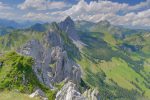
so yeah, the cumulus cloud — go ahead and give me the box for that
[0,2,11,10]
[2,0,149,29]
[117,9,150,28]
[128,0,150,11]
[22,12,64,22]
[23,12,50,21]
[18,0,69,10]
[50,0,150,29]
[0,2,16,20]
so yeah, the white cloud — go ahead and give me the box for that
[18,0,69,10]
[51,0,150,29]
[116,9,150,28]
[128,0,150,11]
[23,12,50,21]
[2,0,149,29]
[47,2,68,9]
[22,12,64,22]
[0,2,11,10]
[62,0,128,15]
[0,12,15,19]
[0,2,16,20]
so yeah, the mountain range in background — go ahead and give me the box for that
[0,18,41,29]
[0,17,149,36]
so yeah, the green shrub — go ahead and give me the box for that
[0,52,41,93]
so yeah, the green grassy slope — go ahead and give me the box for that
[77,28,150,100]
[0,51,64,100]
[124,32,150,55]
[0,30,44,52]
[0,52,42,92]
[0,91,40,100]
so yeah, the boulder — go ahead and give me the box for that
[29,89,48,100]
[83,89,100,100]
[55,81,101,100]
[55,81,86,100]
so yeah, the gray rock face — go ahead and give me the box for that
[0,62,2,67]
[50,46,81,84]
[29,89,48,100]
[59,16,79,40]
[19,39,54,89]
[55,82,86,100]
[83,89,100,100]
[59,16,75,33]
[43,30,63,47]
[56,81,101,100]
[18,30,81,89]
[0,53,3,68]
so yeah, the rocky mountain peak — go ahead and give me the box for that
[64,16,74,26]
[18,26,81,89]
[59,16,75,29]
[59,16,80,40]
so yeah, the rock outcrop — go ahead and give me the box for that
[83,89,100,100]
[18,29,81,89]
[59,16,75,32]
[0,62,2,68]
[56,81,101,100]
[0,54,3,68]
[18,20,100,100]
[59,16,79,40]
[29,89,48,100]
[55,81,86,100]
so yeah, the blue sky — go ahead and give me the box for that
[0,0,147,5]
[0,0,146,5]
[0,0,24,4]
[104,0,146,5]
[0,0,149,29]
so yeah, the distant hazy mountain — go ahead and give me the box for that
[0,19,19,28]
[0,26,14,36]
[0,19,38,29]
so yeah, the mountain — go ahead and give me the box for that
[29,23,47,32]
[0,26,14,36]
[59,16,75,30]
[59,16,79,40]
[75,20,95,31]
[0,19,19,28]
[0,17,150,100]
[0,19,38,30]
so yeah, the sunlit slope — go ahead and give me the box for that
[77,28,150,100]
[78,55,150,100]
[0,91,40,100]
